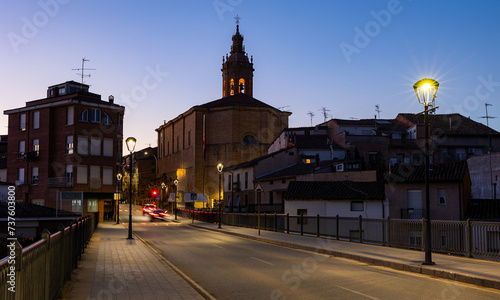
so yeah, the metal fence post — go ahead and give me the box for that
[317,214,320,237]
[300,214,304,235]
[286,213,290,234]
[359,215,363,243]
[336,214,339,240]
[467,218,472,258]
[422,218,426,251]
[386,217,391,247]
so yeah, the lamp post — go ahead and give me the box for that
[126,137,136,240]
[161,182,166,210]
[413,78,439,265]
[116,173,122,224]
[217,163,224,229]
[173,179,178,220]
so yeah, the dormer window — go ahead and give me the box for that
[91,109,101,123]
[79,110,88,122]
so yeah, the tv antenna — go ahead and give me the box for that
[480,103,496,127]
[278,105,290,112]
[307,111,315,126]
[319,107,330,122]
[72,58,96,85]
[375,104,381,119]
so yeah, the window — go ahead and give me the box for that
[77,166,87,184]
[243,135,257,145]
[238,78,245,93]
[228,175,232,190]
[103,167,113,185]
[18,141,25,158]
[90,137,101,156]
[32,167,38,185]
[456,148,467,160]
[33,139,39,155]
[297,209,308,225]
[397,153,404,163]
[67,106,74,125]
[33,111,40,129]
[245,172,248,189]
[91,109,101,123]
[18,168,25,185]
[78,136,88,155]
[20,114,26,131]
[351,201,364,211]
[438,189,446,205]
[72,200,82,212]
[230,78,235,95]
[103,139,113,157]
[78,110,88,121]
[90,166,100,180]
[103,113,112,125]
[66,165,73,186]
[32,199,45,206]
[88,199,98,212]
[66,136,74,154]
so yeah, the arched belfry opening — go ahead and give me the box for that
[222,15,254,97]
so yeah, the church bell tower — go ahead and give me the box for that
[222,15,254,97]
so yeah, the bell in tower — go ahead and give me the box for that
[221,15,254,97]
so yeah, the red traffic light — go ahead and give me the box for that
[151,189,158,197]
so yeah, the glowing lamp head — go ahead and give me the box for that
[217,163,224,173]
[413,78,439,106]
[126,137,137,153]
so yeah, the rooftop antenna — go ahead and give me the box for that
[278,105,290,111]
[319,107,330,122]
[480,103,496,127]
[72,57,96,85]
[375,104,381,119]
[307,111,315,126]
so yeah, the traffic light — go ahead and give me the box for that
[151,189,158,198]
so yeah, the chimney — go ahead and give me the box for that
[108,95,114,104]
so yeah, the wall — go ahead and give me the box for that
[285,200,384,218]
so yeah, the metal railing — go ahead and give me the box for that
[0,213,99,300]
[179,210,500,261]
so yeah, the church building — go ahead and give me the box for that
[155,20,291,209]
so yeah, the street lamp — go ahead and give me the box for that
[413,78,439,265]
[217,163,224,229]
[116,173,122,224]
[173,179,178,220]
[126,137,136,240]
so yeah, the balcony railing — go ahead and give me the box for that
[48,177,73,188]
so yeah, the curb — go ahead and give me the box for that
[188,223,500,291]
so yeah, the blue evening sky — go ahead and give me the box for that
[1,0,500,150]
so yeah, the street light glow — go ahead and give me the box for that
[413,78,439,106]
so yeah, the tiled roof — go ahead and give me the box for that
[285,181,385,200]
[0,201,80,218]
[385,160,468,183]
[465,199,500,220]
[398,113,500,135]
[196,93,281,112]
[257,160,337,181]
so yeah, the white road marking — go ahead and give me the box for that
[212,244,223,249]
[250,257,274,266]
[335,285,381,300]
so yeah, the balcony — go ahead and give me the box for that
[48,177,73,188]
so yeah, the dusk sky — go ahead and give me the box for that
[2,0,500,151]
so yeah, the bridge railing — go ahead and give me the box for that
[178,209,500,261]
[0,212,99,300]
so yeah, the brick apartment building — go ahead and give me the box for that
[4,81,125,222]
[155,23,291,209]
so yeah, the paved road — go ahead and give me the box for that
[133,222,500,300]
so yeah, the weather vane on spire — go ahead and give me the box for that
[234,15,241,25]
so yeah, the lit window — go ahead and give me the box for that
[88,199,98,212]
[230,79,235,95]
[239,78,245,93]
[66,136,74,154]
[78,110,88,122]
[72,200,82,212]
[91,109,101,123]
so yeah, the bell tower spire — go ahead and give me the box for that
[222,15,254,97]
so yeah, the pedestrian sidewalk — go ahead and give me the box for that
[61,221,206,300]
[179,217,500,290]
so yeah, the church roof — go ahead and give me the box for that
[196,93,281,112]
